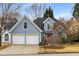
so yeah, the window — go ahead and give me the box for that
[42,24,44,30]
[5,34,9,41]
[24,22,27,29]
[58,31,62,36]
[47,24,50,29]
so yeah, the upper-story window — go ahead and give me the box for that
[47,24,50,30]
[24,22,27,29]
[42,24,44,30]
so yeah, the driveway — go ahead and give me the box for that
[1,44,79,55]
[0,45,40,55]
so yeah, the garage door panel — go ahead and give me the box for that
[26,34,39,44]
[12,33,40,44]
[12,34,25,44]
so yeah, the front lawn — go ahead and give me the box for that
[38,43,79,54]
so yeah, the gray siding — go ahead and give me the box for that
[44,19,54,31]
[11,18,40,34]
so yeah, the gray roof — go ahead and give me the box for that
[3,18,17,30]
[33,17,57,30]
[4,22,17,30]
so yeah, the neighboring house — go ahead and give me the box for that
[34,17,68,44]
[2,16,42,45]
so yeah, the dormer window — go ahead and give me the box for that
[42,24,44,30]
[47,24,50,30]
[24,22,27,29]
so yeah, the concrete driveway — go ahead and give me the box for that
[0,45,40,55]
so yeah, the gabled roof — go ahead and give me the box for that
[43,17,55,23]
[33,17,57,30]
[4,22,16,30]
[33,17,69,34]
[53,21,67,30]
[9,16,42,32]
[53,21,70,34]
[3,17,17,30]
[53,25,66,33]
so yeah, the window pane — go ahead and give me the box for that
[24,22,27,29]
[48,24,50,29]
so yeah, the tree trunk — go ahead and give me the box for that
[0,29,2,47]
[0,33,1,46]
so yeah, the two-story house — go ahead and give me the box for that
[34,17,68,45]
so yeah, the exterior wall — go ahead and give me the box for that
[11,18,40,34]
[2,31,11,42]
[44,19,54,31]
[10,18,41,44]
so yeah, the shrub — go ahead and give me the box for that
[39,41,46,46]
[61,37,66,44]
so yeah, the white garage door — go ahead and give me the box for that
[12,34,25,44]
[26,33,39,44]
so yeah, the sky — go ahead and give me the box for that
[17,3,74,20]
[50,3,74,20]
[0,3,74,20]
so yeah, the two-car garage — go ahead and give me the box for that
[12,33,40,45]
[9,16,42,45]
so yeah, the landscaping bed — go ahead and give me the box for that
[0,45,10,50]
[0,42,11,50]
[40,44,65,49]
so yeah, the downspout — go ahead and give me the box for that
[11,33,12,45]
[25,34,26,44]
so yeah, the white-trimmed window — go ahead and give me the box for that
[24,22,27,29]
[47,24,50,30]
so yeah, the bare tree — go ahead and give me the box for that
[0,3,21,46]
[26,3,46,19]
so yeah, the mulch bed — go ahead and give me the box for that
[0,45,10,50]
[40,45,65,49]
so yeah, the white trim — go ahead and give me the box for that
[39,33,41,42]
[26,16,43,32]
[9,16,42,32]
[43,17,55,24]
[9,16,24,32]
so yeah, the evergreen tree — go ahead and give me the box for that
[48,6,54,18]
[73,3,79,17]
[44,8,49,17]
[43,6,54,18]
